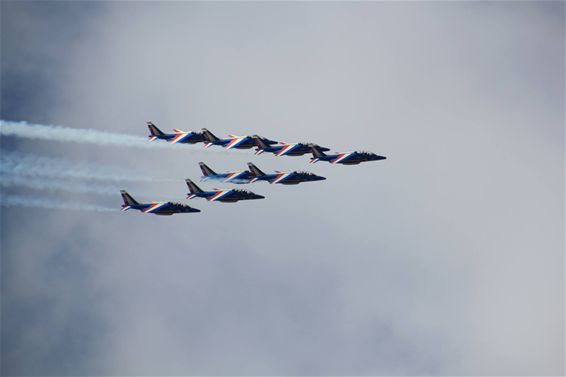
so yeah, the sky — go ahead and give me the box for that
[1,1,564,376]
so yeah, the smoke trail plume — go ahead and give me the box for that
[0,120,247,154]
[1,120,173,149]
[0,151,172,183]
[1,194,115,212]
[0,174,147,196]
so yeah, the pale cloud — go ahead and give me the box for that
[1,2,563,375]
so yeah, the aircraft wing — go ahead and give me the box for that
[270,172,293,184]
[331,152,355,164]
[207,190,233,202]
[275,143,299,156]
[224,136,249,150]
[223,171,251,183]
[169,131,204,144]
[143,202,200,214]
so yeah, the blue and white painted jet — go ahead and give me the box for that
[309,144,386,165]
[199,162,254,184]
[252,135,330,157]
[147,121,205,144]
[202,128,277,150]
[120,190,200,215]
[185,179,265,203]
[247,162,326,185]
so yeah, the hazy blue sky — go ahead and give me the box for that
[1,1,564,375]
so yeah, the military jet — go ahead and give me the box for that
[202,128,277,150]
[247,162,326,185]
[309,144,386,165]
[147,122,205,144]
[252,135,330,157]
[199,162,254,184]
[185,179,265,202]
[120,190,200,215]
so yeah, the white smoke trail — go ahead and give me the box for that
[0,120,248,154]
[0,194,115,212]
[0,151,172,183]
[1,120,172,149]
[0,174,148,196]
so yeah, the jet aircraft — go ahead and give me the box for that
[199,162,254,184]
[120,190,200,215]
[247,162,326,185]
[185,179,265,202]
[147,122,205,144]
[252,135,330,156]
[309,144,386,165]
[202,128,277,150]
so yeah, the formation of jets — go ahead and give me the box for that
[120,122,387,215]
[200,162,326,185]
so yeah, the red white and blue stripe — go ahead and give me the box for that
[224,136,247,150]
[207,190,232,202]
[142,202,168,213]
[331,152,354,164]
[271,172,293,184]
[169,132,193,144]
[275,144,298,156]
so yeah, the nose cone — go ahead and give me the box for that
[191,208,201,213]
[314,175,326,181]
[255,194,265,199]
[374,155,386,161]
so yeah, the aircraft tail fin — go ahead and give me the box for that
[252,135,270,154]
[185,179,204,194]
[201,128,219,143]
[247,162,266,177]
[120,190,139,210]
[147,122,165,139]
[309,144,327,158]
[309,144,327,157]
[308,144,327,163]
[252,135,268,149]
[199,162,217,177]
